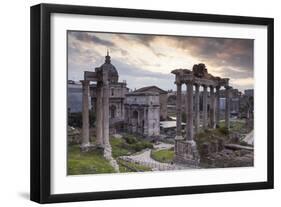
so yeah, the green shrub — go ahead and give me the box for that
[218,127,229,135]
[123,135,138,144]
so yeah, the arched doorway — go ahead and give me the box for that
[110,105,116,118]
[131,110,139,133]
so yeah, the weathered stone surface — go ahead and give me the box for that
[194,84,200,134]
[225,85,231,129]
[67,126,81,145]
[224,144,254,151]
[201,148,254,168]
[81,80,90,148]
[80,143,96,153]
[209,86,216,128]
[202,85,208,129]
[217,138,225,151]
[229,133,241,144]
[215,86,220,128]
[174,139,200,166]
[210,140,218,153]
[124,92,160,137]
[201,142,210,156]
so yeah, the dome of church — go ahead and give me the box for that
[98,51,119,83]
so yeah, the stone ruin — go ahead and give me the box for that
[80,51,119,172]
[171,63,232,166]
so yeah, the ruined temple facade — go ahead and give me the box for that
[124,92,160,138]
[172,63,232,165]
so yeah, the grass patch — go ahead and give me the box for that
[110,138,132,158]
[67,145,115,175]
[68,133,154,175]
[110,134,153,158]
[151,148,175,163]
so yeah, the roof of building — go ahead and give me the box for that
[126,91,159,96]
[135,85,168,94]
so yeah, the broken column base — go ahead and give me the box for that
[174,138,200,166]
[80,143,100,153]
[104,144,120,173]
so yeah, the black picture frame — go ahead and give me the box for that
[30,3,274,204]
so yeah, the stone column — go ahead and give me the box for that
[215,86,221,128]
[202,85,208,130]
[209,86,215,128]
[194,84,200,134]
[102,75,110,148]
[225,86,231,129]
[175,83,183,139]
[96,81,103,146]
[102,71,119,172]
[81,80,90,150]
[185,81,194,141]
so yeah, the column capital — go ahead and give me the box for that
[216,85,221,90]
[202,84,208,89]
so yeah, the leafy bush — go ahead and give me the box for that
[123,134,138,144]
[131,142,153,151]
[218,127,229,135]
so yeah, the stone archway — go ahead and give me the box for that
[131,110,139,133]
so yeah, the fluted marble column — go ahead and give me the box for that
[215,86,221,128]
[209,86,215,128]
[225,86,231,129]
[194,84,200,134]
[96,81,103,146]
[202,85,208,130]
[185,81,194,141]
[176,83,183,139]
[81,80,90,148]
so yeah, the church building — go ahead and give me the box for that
[90,52,128,129]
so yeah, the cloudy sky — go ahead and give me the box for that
[68,31,254,92]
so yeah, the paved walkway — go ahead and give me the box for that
[153,142,174,150]
[119,142,192,171]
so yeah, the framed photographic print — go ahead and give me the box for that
[30,3,274,203]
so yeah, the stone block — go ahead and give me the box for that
[174,139,200,166]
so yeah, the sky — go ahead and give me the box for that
[68,31,254,92]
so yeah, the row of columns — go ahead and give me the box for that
[80,78,110,150]
[175,82,231,141]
